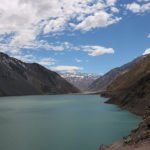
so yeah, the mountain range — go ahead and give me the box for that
[98,54,150,149]
[60,72,100,91]
[0,52,79,96]
[0,51,150,149]
[88,56,143,92]
[101,54,150,115]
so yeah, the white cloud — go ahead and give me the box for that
[10,29,37,47]
[111,7,119,13]
[0,39,115,57]
[81,45,115,56]
[147,34,150,38]
[44,18,66,33]
[0,40,70,54]
[0,37,115,57]
[126,2,150,13]
[12,53,36,63]
[0,0,120,54]
[53,65,83,73]
[126,3,141,13]
[143,48,150,55]
[38,58,56,66]
[75,11,121,31]
[137,0,150,2]
[11,53,56,67]
[58,43,115,57]
[107,0,117,6]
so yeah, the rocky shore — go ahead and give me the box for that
[99,106,150,150]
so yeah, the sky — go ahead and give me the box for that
[0,0,150,74]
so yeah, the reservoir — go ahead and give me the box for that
[0,95,141,150]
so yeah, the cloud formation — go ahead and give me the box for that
[81,45,115,56]
[38,58,56,66]
[0,0,120,54]
[11,53,56,66]
[75,11,121,31]
[126,1,150,13]
[53,65,83,73]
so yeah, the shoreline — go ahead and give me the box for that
[0,93,148,150]
[99,93,150,150]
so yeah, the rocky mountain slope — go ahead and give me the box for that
[60,72,100,91]
[0,52,79,96]
[102,54,150,115]
[99,54,150,150]
[89,56,142,92]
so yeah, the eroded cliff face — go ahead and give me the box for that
[0,52,79,96]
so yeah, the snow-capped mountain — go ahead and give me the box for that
[60,72,100,91]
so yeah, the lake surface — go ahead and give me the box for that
[0,95,141,150]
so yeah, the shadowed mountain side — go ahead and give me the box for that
[0,52,79,96]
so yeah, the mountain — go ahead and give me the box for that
[60,72,100,91]
[0,52,79,96]
[102,54,150,115]
[88,56,143,92]
[99,54,150,150]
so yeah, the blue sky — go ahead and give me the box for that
[0,0,150,74]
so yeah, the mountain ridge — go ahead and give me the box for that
[0,52,79,96]
[60,72,100,91]
[99,54,150,150]
[102,54,150,115]
[88,56,144,92]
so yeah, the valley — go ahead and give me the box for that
[0,52,150,150]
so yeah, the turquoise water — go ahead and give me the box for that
[0,95,141,150]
